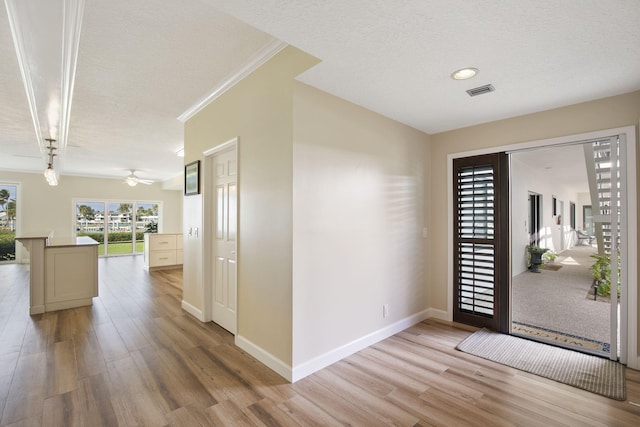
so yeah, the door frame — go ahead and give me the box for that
[203,137,239,328]
[446,126,638,369]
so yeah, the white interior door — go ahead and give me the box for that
[211,148,237,334]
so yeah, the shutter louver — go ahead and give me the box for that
[454,161,500,324]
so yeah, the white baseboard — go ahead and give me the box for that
[232,307,459,383]
[235,335,293,382]
[290,308,430,383]
[181,300,205,322]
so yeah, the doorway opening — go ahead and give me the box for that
[510,137,625,360]
[450,126,636,367]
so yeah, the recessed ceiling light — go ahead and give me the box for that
[451,67,479,80]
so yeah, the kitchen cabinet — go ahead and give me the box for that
[144,233,183,270]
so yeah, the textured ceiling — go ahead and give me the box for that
[512,144,588,194]
[205,0,640,134]
[1,0,639,184]
[0,0,274,183]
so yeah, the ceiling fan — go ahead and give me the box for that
[124,170,153,186]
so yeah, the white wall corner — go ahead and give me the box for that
[425,307,450,322]
[181,300,205,322]
[235,335,293,382]
[177,39,288,122]
[291,309,430,383]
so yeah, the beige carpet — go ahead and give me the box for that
[511,245,611,350]
[457,328,625,401]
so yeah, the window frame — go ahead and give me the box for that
[73,198,162,256]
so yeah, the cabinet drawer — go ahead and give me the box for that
[149,250,177,266]
[176,249,183,265]
[149,235,176,251]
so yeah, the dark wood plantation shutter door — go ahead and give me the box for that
[453,153,508,331]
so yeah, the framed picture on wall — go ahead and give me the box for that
[184,160,200,196]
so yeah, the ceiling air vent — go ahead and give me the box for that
[466,84,495,97]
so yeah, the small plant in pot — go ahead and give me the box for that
[527,244,548,273]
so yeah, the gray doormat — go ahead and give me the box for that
[456,328,626,400]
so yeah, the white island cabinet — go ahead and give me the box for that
[144,233,183,270]
[16,234,99,315]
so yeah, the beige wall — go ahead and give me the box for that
[186,45,640,376]
[0,171,182,260]
[183,48,432,378]
[183,46,319,366]
[430,90,640,354]
[292,82,430,368]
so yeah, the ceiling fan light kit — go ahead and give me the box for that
[44,165,58,186]
[124,170,153,186]
[43,138,58,186]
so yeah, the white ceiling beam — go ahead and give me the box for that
[4,0,85,176]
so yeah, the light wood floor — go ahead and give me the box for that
[1,256,639,426]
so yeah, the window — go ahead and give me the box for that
[75,200,160,256]
[135,203,159,253]
[0,183,17,262]
[583,205,593,234]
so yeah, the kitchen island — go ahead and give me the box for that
[16,234,99,315]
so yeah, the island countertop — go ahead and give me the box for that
[16,234,99,247]
[48,236,99,247]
